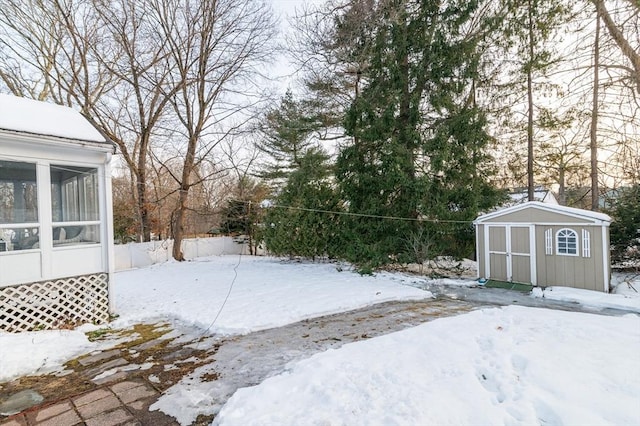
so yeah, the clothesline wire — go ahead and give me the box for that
[244,200,476,225]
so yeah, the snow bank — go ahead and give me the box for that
[0,329,94,382]
[533,284,640,313]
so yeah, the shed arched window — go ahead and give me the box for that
[556,228,578,256]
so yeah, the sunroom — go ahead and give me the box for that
[0,94,115,332]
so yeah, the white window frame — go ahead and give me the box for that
[556,228,579,256]
[582,229,591,258]
[50,165,100,247]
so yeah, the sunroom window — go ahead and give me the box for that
[50,165,100,246]
[0,160,40,251]
[556,228,578,256]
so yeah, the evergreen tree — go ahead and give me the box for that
[256,91,339,258]
[260,149,340,259]
[220,199,251,235]
[256,90,322,187]
[334,0,504,265]
[218,177,268,255]
[606,185,640,264]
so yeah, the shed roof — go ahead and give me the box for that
[474,201,612,224]
[0,94,106,143]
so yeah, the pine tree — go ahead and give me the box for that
[261,149,339,259]
[256,90,322,187]
[334,0,504,265]
[606,185,640,264]
[256,91,339,258]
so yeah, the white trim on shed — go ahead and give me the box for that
[476,201,611,224]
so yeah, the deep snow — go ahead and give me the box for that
[1,255,639,425]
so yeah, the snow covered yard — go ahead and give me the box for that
[1,256,432,382]
[111,255,432,334]
[215,306,640,426]
[1,255,639,425]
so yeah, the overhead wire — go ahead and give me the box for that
[195,202,254,343]
[1,157,476,341]
[196,246,243,345]
[189,200,473,340]
[263,202,476,224]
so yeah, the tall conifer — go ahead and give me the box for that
[335,0,503,265]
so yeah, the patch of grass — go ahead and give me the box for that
[194,414,216,425]
[85,328,111,342]
[201,372,219,382]
[485,280,533,292]
[357,265,374,275]
[123,323,168,344]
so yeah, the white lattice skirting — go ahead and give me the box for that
[0,274,110,332]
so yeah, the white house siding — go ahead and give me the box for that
[0,136,112,288]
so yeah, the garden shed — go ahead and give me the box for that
[474,201,612,292]
[0,94,115,331]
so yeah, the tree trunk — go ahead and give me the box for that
[172,134,197,261]
[135,131,153,242]
[590,8,601,211]
[526,0,535,202]
[171,186,188,261]
[558,163,566,205]
[136,171,152,242]
[593,0,640,93]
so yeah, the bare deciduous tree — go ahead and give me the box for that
[0,0,179,242]
[147,0,277,260]
[592,0,640,93]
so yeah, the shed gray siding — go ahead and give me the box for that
[481,208,593,224]
[476,225,486,278]
[475,202,611,292]
[534,225,606,292]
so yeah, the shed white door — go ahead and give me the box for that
[486,225,535,284]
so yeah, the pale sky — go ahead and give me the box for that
[270,0,324,18]
[267,0,327,93]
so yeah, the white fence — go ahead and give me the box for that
[114,237,248,271]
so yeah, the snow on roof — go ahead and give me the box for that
[0,94,106,143]
[508,190,558,205]
[475,201,612,224]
